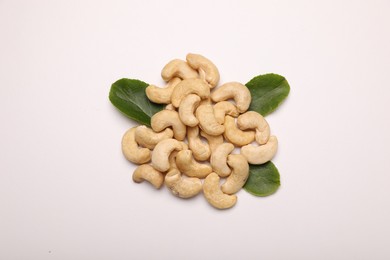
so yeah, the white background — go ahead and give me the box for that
[1,0,390,259]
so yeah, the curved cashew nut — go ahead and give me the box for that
[223,116,255,146]
[237,111,270,145]
[241,136,278,164]
[146,77,181,104]
[203,172,237,209]
[165,169,202,198]
[122,127,151,164]
[186,53,220,88]
[200,131,224,153]
[196,104,225,136]
[151,110,186,141]
[175,150,212,178]
[179,94,201,127]
[170,78,210,108]
[187,126,211,161]
[161,59,198,82]
[211,82,251,113]
[213,101,239,124]
[221,154,249,194]
[132,164,164,189]
[134,125,173,149]
[151,138,187,172]
[210,143,235,177]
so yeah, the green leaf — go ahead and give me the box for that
[109,78,164,126]
[246,73,290,116]
[244,161,280,197]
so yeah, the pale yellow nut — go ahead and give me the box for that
[187,126,211,161]
[200,131,224,153]
[179,94,201,127]
[134,125,173,149]
[211,82,251,113]
[186,53,220,88]
[203,172,237,209]
[151,110,186,141]
[213,101,239,124]
[122,127,151,164]
[210,143,234,177]
[241,136,278,164]
[237,111,270,145]
[196,104,225,136]
[132,164,164,189]
[223,116,255,146]
[175,150,212,178]
[161,59,198,82]
[170,78,210,108]
[151,139,187,172]
[165,169,202,199]
[145,77,181,104]
[221,154,249,195]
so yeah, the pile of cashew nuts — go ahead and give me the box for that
[122,53,278,209]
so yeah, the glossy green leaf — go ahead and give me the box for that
[109,78,164,126]
[246,73,290,116]
[244,161,280,197]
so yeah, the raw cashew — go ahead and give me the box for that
[241,136,278,164]
[237,111,270,145]
[161,59,198,81]
[165,169,202,198]
[203,172,237,209]
[186,53,220,88]
[223,116,255,146]
[179,94,201,127]
[187,126,211,161]
[152,139,187,172]
[135,125,173,149]
[132,164,164,189]
[170,78,210,108]
[210,143,234,177]
[151,110,186,141]
[122,127,151,164]
[213,101,239,124]
[196,104,225,136]
[200,131,224,153]
[176,150,212,178]
[221,154,249,194]
[211,82,251,113]
[146,77,181,104]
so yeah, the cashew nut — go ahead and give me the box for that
[211,82,251,113]
[151,110,186,141]
[203,172,237,209]
[161,59,198,82]
[186,53,220,88]
[178,94,201,127]
[221,154,249,194]
[151,138,187,172]
[200,131,224,153]
[175,150,212,178]
[133,164,164,189]
[210,143,234,177]
[187,126,211,161]
[135,125,173,149]
[213,101,239,124]
[170,78,210,108]
[165,169,202,198]
[241,136,278,164]
[145,77,181,104]
[223,116,255,146]
[196,104,225,136]
[237,111,270,145]
[122,127,151,164]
